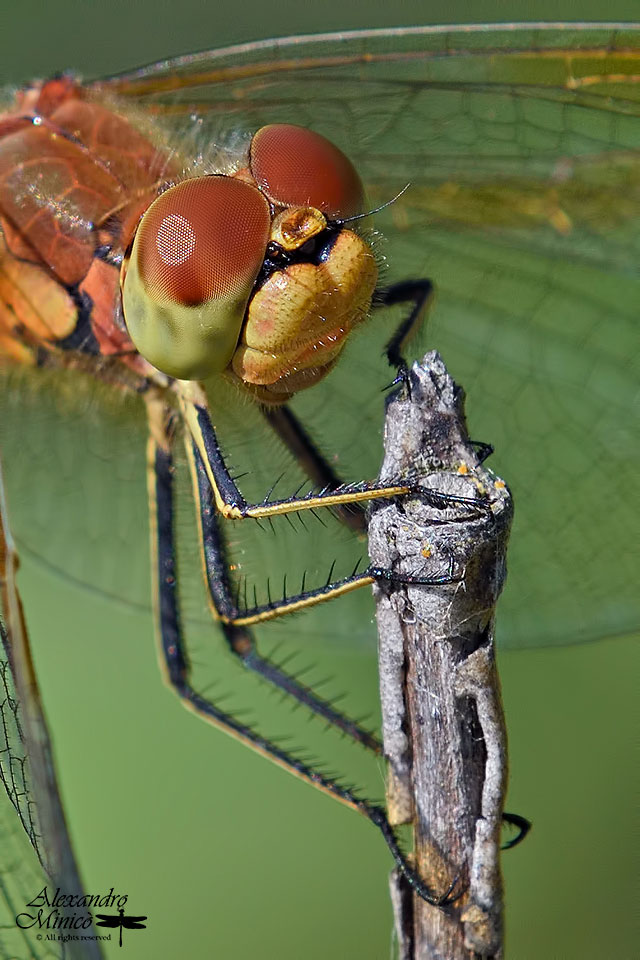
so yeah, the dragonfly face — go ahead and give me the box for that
[122,121,377,393]
[0,23,638,960]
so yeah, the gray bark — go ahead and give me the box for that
[368,352,513,959]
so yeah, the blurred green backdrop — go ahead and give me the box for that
[1,3,638,960]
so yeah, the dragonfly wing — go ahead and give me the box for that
[0,371,151,613]
[0,648,65,960]
[0,25,637,651]
[0,461,103,960]
[95,24,640,649]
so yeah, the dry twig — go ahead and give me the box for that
[369,352,513,959]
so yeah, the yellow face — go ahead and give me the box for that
[121,124,377,398]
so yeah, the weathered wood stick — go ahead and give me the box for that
[368,351,513,959]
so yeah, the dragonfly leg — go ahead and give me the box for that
[189,434,464,619]
[261,403,367,534]
[191,427,465,612]
[188,450,525,846]
[373,281,496,463]
[145,395,461,906]
[262,398,493,531]
[177,380,486,522]
[229,563,461,626]
[185,435,384,751]
[224,622,383,753]
[373,278,434,381]
[500,811,531,849]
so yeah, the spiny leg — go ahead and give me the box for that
[263,397,488,526]
[184,434,382,752]
[182,429,538,846]
[144,392,459,906]
[374,280,494,461]
[372,278,434,379]
[177,378,483,524]
[261,404,367,534]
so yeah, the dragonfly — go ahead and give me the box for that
[94,908,146,948]
[0,22,638,960]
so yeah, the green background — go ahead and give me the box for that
[1,4,638,960]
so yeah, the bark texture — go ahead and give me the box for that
[368,352,513,959]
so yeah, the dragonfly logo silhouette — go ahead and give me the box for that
[95,907,147,948]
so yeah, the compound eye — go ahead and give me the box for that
[122,176,271,380]
[250,124,364,219]
[136,176,270,305]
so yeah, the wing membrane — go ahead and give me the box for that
[1,24,638,654]
[0,24,638,957]
[0,648,65,960]
[98,25,640,648]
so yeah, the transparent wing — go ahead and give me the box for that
[99,23,640,649]
[1,23,638,656]
[0,28,637,960]
[0,648,65,960]
[0,448,107,960]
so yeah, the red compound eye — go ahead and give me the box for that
[136,176,270,306]
[250,124,364,218]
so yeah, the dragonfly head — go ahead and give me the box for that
[121,124,377,396]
